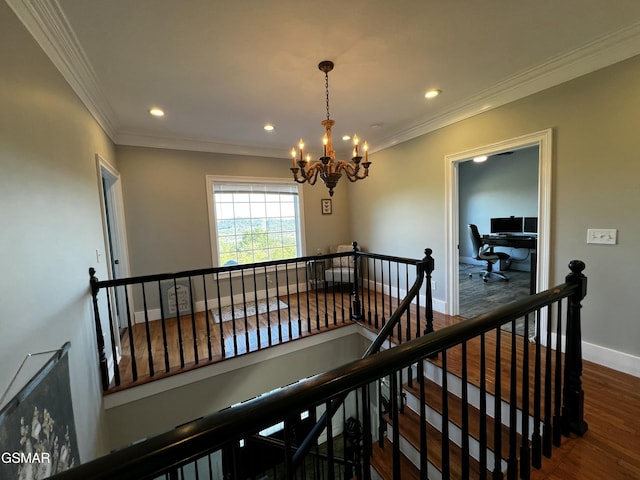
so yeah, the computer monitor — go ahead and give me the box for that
[523,216,538,234]
[490,216,523,234]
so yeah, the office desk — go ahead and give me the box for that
[482,234,537,293]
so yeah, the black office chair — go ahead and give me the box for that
[468,224,510,282]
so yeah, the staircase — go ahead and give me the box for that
[371,349,518,479]
[51,259,588,480]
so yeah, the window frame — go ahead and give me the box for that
[206,175,307,267]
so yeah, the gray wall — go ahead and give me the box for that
[116,145,353,276]
[459,147,538,269]
[0,2,114,460]
[350,54,640,359]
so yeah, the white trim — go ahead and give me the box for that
[133,279,307,324]
[444,129,553,328]
[9,0,640,157]
[6,0,117,139]
[582,341,640,378]
[205,175,307,267]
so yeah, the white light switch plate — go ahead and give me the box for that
[586,228,617,245]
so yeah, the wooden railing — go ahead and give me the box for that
[89,243,434,392]
[58,260,588,479]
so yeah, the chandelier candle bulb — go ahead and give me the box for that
[291,148,297,168]
[323,135,328,156]
[363,142,369,161]
[299,140,304,162]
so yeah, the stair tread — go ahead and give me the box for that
[371,437,421,480]
[405,376,519,458]
[384,407,493,479]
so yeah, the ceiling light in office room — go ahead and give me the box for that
[149,107,165,117]
[473,155,488,163]
[263,124,275,131]
[424,88,441,99]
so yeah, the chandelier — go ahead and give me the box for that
[290,60,371,196]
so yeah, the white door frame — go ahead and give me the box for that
[444,129,553,333]
[96,154,132,356]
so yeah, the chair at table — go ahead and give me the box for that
[468,224,510,282]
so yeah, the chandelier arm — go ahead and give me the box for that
[335,161,370,181]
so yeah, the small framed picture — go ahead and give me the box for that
[321,198,332,215]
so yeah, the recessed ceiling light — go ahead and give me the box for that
[263,124,275,131]
[342,135,351,141]
[149,107,165,117]
[473,155,488,163]
[424,89,441,99]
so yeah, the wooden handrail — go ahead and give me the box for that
[56,261,586,480]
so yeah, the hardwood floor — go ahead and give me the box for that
[111,288,640,480]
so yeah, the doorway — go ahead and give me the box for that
[444,129,552,331]
[96,155,131,336]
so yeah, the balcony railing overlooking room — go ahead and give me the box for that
[89,243,435,393]
[61,255,590,479]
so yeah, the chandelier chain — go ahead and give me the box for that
[325,71,330,122]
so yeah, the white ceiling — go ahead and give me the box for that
[9,0,640,159]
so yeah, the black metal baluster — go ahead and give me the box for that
[391,371,401,480]
[240,270,249,353]
[263,266,272,347]
[461,341,470,479]
[188,276,199,365]
[366,257,373,325]
[285,263,293,340]
[228,273,238,355]
[553,299,563,447]
[396,262,402,343]
[326,402,335,480]
[493,326,503,480]
[507,325,518,480]
[141,283,154,377]
[215,272,225,357]
[532,308,543,468]
[303,260,311,334]
[252,268,261,350]
[361,383,372,480]
[173,278,185,368]
[373,259,379,329]
[105,287,121,386]
[201,274,213,361]
[405,265,411,344]
[418,359,428,477]
[157,280,170,372]
[520,314,531,480]
[479,333,487,478]
[441,350,450,479]
[542,304,553,457]
[273,265,283,344]
[294,262,303,337]
[124,285,138,381]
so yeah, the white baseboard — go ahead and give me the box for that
[582,341,640,378]
[133,283,307,324]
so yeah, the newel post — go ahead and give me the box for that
[561,260,589,436]
[351,241,363,320]
[422,248,435,335]
[89,268,109,391]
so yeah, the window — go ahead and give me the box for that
[207,176,304,266]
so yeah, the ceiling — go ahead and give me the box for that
[9,0,640,159]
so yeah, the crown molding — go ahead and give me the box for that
[115,131,287,159]
[9,0,640,155]
[6,0,117,139]
[374,21,640,152]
